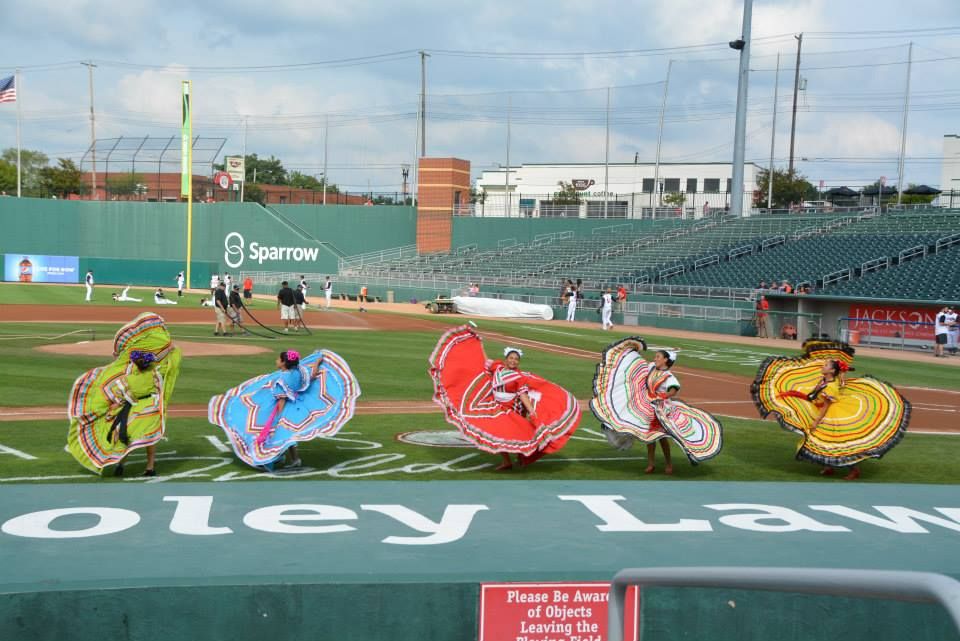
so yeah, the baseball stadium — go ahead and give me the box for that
[3,5,960,641]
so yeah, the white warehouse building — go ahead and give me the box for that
[473,161,761,218]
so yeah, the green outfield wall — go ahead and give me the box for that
[0,199,416,286]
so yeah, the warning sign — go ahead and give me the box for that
[478,582,639,641]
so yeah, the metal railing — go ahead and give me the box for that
[608,567,960,641]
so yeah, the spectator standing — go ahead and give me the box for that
[277,281,297,332]
[214,283,230,336]
[755,295,770,338]
[358,285,368,312]
[948,307,959,355]
[934,307,951,357]
[616,284,628,313]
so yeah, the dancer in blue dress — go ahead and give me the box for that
[208,349,361,469]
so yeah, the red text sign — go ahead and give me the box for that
[479,582,639,641]
[848,304,940,340]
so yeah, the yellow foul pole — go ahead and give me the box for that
[181,80,193,289]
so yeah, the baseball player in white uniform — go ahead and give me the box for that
[224,273,232,292]
[176,271,185,298]
[566,286,578,322]
[85,270,94,302]
[600,288,614,330]
[210,273,220,297]
[112,286,142,303]
[324,276,333,310]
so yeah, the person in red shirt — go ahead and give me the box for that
[243,276,254,300]
[616,284,628,313]
[755,295,770,338]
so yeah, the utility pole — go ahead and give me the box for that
[504,94,511,217]
[729,0,753,218]
[896,42,913,205]
[419,51,430,157]
[652,60,673,213]
[604,86,610,218]
[81,61,97,198]
[323,114,329,205]
[240,116,247,203]
[787,33,803,174]
[767,53,781,210]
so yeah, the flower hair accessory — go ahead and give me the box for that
[665,350,678,363]
[503,346,524,358]
[286,350,301,362]
[836,360,851,373]
[129,350,156,364]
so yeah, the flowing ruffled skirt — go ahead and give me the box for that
[590,337,723,464]
[208,350,361,467]
[66,313,182,473]
[751,340,910,466]
[428,326,581,455]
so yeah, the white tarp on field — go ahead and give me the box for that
[452,296,554,320]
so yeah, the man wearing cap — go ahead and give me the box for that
[277,281,297,332]
[228,285,245,336]
[213,282,229,336]
[934,307,951,358]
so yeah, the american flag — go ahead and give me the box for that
[0,75,15,103]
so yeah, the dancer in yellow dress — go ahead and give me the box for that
[752,340,910,480]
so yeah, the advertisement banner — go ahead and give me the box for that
[847,303,940,340]
[225,156,245,183]
[4,254,79,283]
[478,582,639,641]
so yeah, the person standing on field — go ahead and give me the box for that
[566,285,578,322]
[600,288,614,330]
[176,271,185,298]
[277,281,297,332]
[324,276,333,310]
[85,270,95,302]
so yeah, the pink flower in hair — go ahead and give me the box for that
[286,350,300,362]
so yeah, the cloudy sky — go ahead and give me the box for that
[2,0,960,195]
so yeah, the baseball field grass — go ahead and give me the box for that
[1,283,958,485]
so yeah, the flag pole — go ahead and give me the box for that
[15,69,21,198]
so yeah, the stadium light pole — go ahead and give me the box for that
[729,0,753,218]
[896,42,913,206]
[323,114,329,205]
[81,61,97,199]
[419,51,429,157]
[504,93,511,217]
[767,53,780,211]
[652,60,673,213]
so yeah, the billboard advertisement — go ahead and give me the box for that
[4,254,80,283]
[847,303,939,340]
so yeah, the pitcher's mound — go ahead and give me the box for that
[36,339,270,357]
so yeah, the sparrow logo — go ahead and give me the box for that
[224,232,245,269]
[223,232,321,269]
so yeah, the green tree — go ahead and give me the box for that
[469,184,486,204]
[755,168,817,208]
[662,191,687,207]
[1,148,49,196]
[106,173,146,198]
[243,183,266,205]
[0,159,15,194]
[40,159,88,198]
[552,181,583,205]
[288,171,323,190]
[244,154,287,185]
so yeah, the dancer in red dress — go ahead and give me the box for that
[429,325,581,471]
